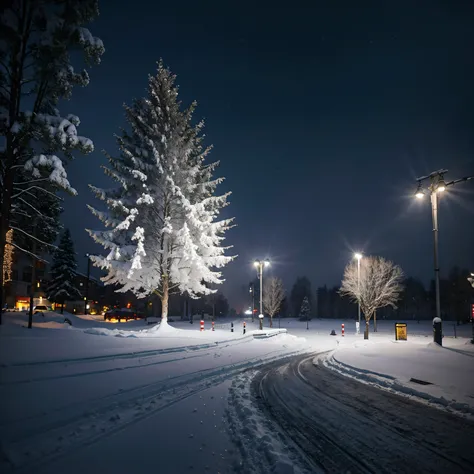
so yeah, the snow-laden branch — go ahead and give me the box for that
[16,197,56,221]
[9,242,49,264]
[10,226,59,249]
[24,154,77,195]
[12,185,64,200]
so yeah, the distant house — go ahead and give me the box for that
[4,251,50,310]
[4,252,105,313]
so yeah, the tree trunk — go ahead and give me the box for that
[269,316,273,328]
[28,255,37,329]
[364,319,369,340]
[61,302,64,315]
[161,275,169,323]
[374,310,377,332]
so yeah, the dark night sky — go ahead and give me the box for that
[63,0,474,309]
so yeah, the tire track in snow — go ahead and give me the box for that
[252,352,474,474]
[1,348,306,473]
[3,335,253,368]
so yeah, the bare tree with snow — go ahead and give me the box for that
[88,61,235,325]
[263,277,285,328]
[340,256,403,339]
[0,0,104,322]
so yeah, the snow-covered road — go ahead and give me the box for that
[0,321,313,473]
[2,315,473,473]
[244,353,474,473]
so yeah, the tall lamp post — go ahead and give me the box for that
[249,282,255,322]
[84,253,91,315]
[415,170,473,322]
[354,252,362,333]
[254,259,270,330]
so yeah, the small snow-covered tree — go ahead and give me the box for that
[299,296,310,321]
[340,256,403,339]
[263,277,285,328]
[88,61,234,324]
[0,0,104,322]
[47,229,81,314]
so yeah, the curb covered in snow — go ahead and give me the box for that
[322,352,474,420]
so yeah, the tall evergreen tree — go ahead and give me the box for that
[88,61,234,323]
[47,229,81,314]
[0,0,104,321]
[290,276,312,315]
[299,296,310,321]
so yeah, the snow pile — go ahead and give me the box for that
[325,339,474,418]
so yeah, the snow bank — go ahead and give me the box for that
[325,338,474,419]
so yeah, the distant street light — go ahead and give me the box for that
[254,259,270,330]
[249,282,255,322]
[354,253,362,330]
[414,170,473,321]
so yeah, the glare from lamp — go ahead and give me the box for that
[415,183,425,199]
[264,259,270,267]
[354,252,362,261]
[253,261,259,267]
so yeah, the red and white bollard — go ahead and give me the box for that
[243,321,246,334]
[200,319,204,332]
[341,323,345,337]
[212,321,215,331]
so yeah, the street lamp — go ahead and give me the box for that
[249,282,255,322]
[254,259,270,330]
[414,170,473,322]
[84,253,91,315]
[354,253,362,332]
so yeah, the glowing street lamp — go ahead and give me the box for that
[414,170,473,322]
[354,253,362,329]
[254,259,270,330]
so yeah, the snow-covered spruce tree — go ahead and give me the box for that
[0,0,104,322]
[47,228,81,314]
[88,61,235,325]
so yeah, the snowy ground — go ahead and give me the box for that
[1,312,473,473]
